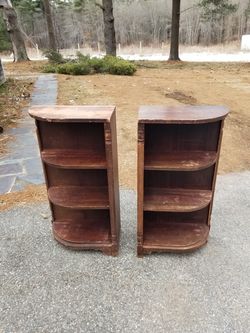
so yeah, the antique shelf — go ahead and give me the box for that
[29,105,120,256]
[137,105,229,256]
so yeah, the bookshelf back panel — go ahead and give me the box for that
[38,121,106,153]
[144,167,214,190]
[53,206,110,224]
[46,166,108,187]
[144,208,209,225]
[144,122,221,153]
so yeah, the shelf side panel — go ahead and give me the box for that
[137,123,145,256]
[104,112,120,254]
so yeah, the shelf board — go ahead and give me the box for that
[42,149,107,169]
[48,186,109,209]
[53,220,111,246]
[144,188,212,212]
[143,221,209,251]
[144,151,217,171]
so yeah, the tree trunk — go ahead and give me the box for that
[0,59,5,85]
[0,1,29,62]
[169,0,181,61]
[101,0,116,56]
[42,0,57,50]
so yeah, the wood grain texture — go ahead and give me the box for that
[29,105,115,122]
[139,105,229,124]
[137,123,145,257]
[144,188,212,212]
[104,111,121,255]
[42,149,107,169]
[144,151,217,171]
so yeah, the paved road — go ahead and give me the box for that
[1,171,250,333]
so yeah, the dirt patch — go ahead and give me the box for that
[0,78,34,153]
[165,90,197,104]
[57,62,250,190]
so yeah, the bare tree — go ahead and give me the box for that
[0,0,29,62]
[42,0,57,50]
[0,59,5,85]
[169,0,181,61]
[96,0,116,56]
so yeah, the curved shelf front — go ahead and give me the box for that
[144,188,212,212]
[42,149,107,169]
[144,151,217,171]
[143,221,209,252]
[48,186,109,210]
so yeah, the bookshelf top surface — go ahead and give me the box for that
[139,105,229,124]
[29,105,115,122]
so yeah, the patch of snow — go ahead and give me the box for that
[1,51,250,63]
[241,35,250,51]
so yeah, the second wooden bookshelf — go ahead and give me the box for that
[137,105,229,256]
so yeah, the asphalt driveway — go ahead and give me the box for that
[1,171,250,333]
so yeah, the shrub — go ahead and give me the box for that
[42,64,57,73]
[56,62,91,75]
[102,56,137,75]
[42,52,137,76]
[76,52,91,63]
[89,57,105,72]
[43,49,65,64]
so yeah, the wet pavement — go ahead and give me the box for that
[0,75,57,194]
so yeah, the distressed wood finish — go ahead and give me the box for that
[29,105,120,256]
[137,105,229,256]
[144,188,212,212]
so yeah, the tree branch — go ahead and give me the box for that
[95,2,104,11]
[181,5,198,14]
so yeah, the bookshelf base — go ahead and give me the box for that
[139,222,209,255]
[52,220,117,256]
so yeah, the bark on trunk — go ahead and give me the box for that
[101,0,116,56]
[1,3,29,62]
[42,0,57,50]
[169,0,181,61]
[0,59,5,85]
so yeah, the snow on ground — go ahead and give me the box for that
[122,52,250,62]
[2,51,250,63]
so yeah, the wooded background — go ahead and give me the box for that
[0,0,250,52]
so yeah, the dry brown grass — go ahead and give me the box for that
[4,60,47,76]
[0,184,47,211]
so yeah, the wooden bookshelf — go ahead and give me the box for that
[29,106,120,256]
[137,105,229,256]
